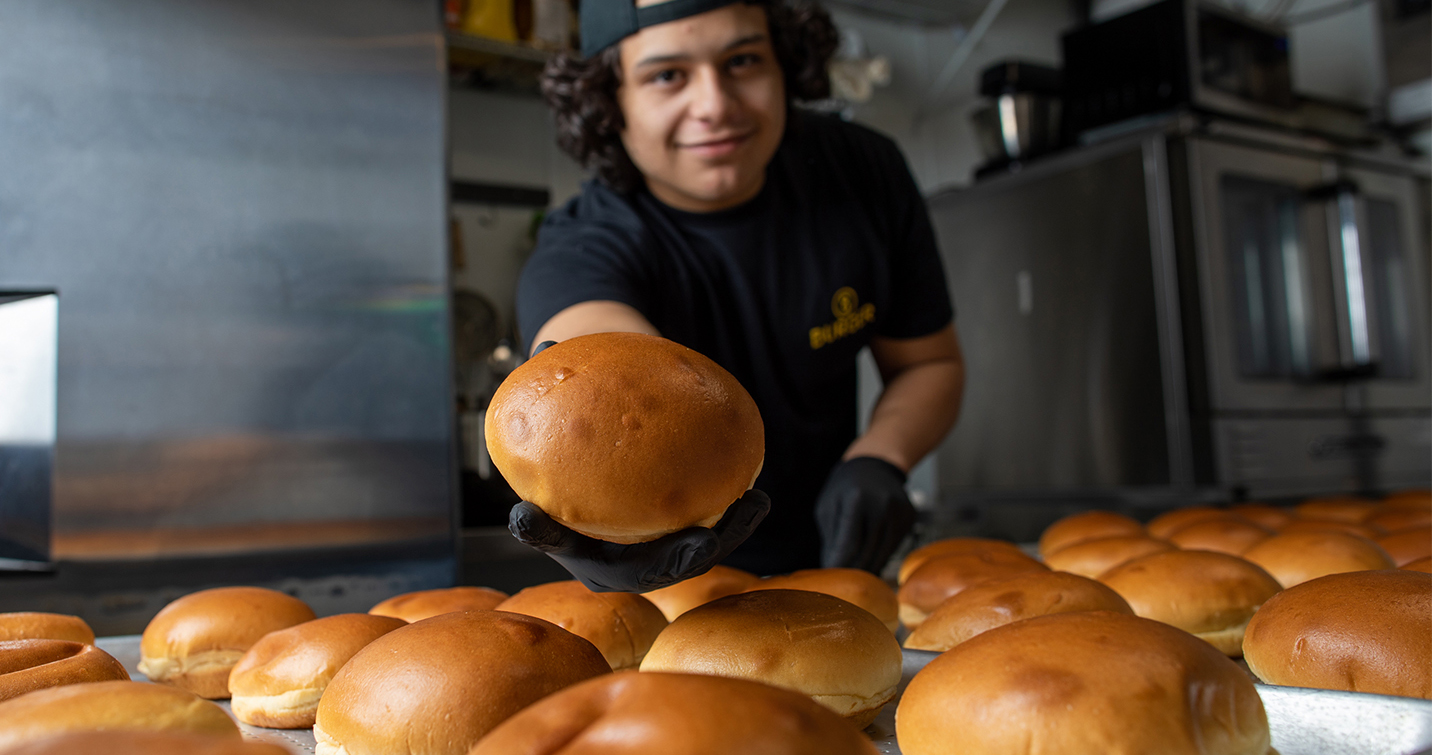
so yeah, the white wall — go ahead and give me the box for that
[449,87,587,206]
[1286,3,1385,109]
[830,0,1078,192]
[447,87,589,346]
[832,0,1389,193]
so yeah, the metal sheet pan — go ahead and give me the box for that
[95,637,1431,755]
[97,637,315,754]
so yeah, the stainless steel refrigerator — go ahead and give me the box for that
[929,116,1431,538]
[0,0,453,632]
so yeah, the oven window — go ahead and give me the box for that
[1221,176,1311,379]
[1365,198,1415,379]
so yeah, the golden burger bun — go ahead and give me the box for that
[1243,570,1431,699]
[469,671,880,755]
[0,614,94,645]
[368,586,508,623]
[0,731,289,755]
[903,570,1132,652]
[1295,496,1377,523]
[1166,518,1272,555]
[1098,550,1282,656]
[744,568,899,633]
[0,640,128,702]
[895,611,1271,755]
[1402,556,1432,573]
[640,565,756,622]
[897,538,1026,585]
[228,613,407,728]
[1227,503,1293,531]
[496,581,668,670]
[1041,535,1174,579]
[314,610,609,755]
[1279,518,1383,539]
[1037,511,1144,557]
[1367,507,1432,533]
[640,589,901,729]
[0,680,238,751]
[1375,526,1431,567]
[897,550,1048,630]
[1146,506,1236,539]
[485,332,764,544]
[1242,531,1395,588]
[137,587,316,699]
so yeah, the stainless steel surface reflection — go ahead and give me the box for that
[0,0,452,561]
[970,93,1062,163]
[930,146,1173,491]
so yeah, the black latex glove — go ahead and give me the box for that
[508,489,771,592]
[815,456,917,573]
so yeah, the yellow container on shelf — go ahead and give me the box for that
[462,0,517,41]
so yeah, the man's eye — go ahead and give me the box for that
[650,69,682,85]
[728,53,762,69]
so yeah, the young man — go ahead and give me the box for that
[507,0,964,591]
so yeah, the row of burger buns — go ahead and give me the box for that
[895,489,1428,636]
[889,490,1429,753]
[0,571,1278,755]
[0,571,1294,755]
[895,490,1431,698]
[0,569,914,754]
[0,489,1424,754]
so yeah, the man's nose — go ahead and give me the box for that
[687,67,735,123]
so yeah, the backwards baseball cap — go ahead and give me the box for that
[581,0,744,57]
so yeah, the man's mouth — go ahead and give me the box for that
[678,132,753,157]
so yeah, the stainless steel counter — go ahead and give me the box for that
[94,636,1432,755]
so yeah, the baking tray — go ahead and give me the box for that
[96,637,316,754]
[95,637,1432,755]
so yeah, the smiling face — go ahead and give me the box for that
[616,2,786,213]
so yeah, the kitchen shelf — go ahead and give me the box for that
[447,31,551,63]
[446,31,554,93]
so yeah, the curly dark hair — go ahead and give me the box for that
[541,0,840,194]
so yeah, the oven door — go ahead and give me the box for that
[1189,138,1431,494]
[1187,138,1344,412]
[1335,164,1432,411]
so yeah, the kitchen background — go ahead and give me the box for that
[1,0,1427,632]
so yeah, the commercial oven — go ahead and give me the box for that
[1177,134,1431,493]
[928,115,1430,534]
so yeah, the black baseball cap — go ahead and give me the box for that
[581,0,743,57]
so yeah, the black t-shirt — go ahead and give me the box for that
[516,111,954,574]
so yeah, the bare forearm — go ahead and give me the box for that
[844,358,964,473]
[530,301,660,356]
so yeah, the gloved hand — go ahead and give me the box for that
[508,489,771,592]
[815,456,917,572]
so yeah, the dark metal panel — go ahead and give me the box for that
[451,181,551,208]
[1212,415,1432,497]
[1142,138,1197,488]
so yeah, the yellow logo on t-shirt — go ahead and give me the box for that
[809,287,876,349]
